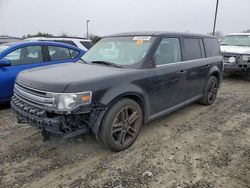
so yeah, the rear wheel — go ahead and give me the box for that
[199,76,219,105]
[100,99,143,152]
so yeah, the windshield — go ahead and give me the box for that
[0,44,10,53]
[220,35,250,47]
[82,36,155,66]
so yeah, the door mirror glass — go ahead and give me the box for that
[0,58,11,67]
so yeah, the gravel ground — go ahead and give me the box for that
[0,77,250,188]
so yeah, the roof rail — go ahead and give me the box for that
[26,36,89,40]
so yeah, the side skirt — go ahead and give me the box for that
[148,95,203,122]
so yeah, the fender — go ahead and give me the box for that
[208,64,222,84]
[92,83,151,140]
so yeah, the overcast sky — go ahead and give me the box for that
[0,0,249,37]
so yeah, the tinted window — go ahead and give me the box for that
[48,46,71,61]
[204,38,220,57]
[4,46,43,66]
[80,41,93,49]
[183,38,202,60]
[154,38,181,66]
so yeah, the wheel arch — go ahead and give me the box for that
[208,66,221,84]
[93,87,150,142]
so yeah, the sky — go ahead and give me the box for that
[0,0,249,38]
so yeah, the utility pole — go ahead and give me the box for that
[86,20,90,39]
[213,0,219,36]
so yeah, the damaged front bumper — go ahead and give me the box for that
[11,95,106,138]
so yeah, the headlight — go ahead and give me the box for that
[56,91,92,111]
[228,57,236,63]
[241,55,250,62]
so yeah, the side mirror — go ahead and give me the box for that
[0,59,11,67]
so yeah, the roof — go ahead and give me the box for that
[0,35,22,39]
[1,41,83,51]
[226,33,250,36]
[26,36,91,41]
[104,31,217,38]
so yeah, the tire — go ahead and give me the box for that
[100,98,143,152]
[199,76,219,106]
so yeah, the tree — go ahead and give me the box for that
[89,34,102,44]
[207,31,224,39]
[242,29,250,33]
[23,32,54,38]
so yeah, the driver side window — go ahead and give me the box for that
[155,38,182,66]
[4,46,43,66]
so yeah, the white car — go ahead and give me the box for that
[220,33,250,78]
[26,37,93,51]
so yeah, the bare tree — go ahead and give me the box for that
[23,32,53,38]
[207,31,224,39]
[242,29,250,33]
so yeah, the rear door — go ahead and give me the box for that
[46,45,81,64]
[148,37,187,116]
[182,37,208,99]
[0,45,45,101]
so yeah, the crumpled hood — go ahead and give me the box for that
[16,63,133,93]
[220,45,250,54]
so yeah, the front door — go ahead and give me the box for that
[0,45,45,101]
[148,37,187,117]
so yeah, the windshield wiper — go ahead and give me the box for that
[234,44,248,47]
[90,61,122,68]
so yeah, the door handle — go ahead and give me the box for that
[177,70,187,75]
[201,64,211,70]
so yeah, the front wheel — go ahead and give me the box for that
[100,99,143,152]
[199,76,219,106]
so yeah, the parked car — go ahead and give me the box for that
[0,35,22,44]
[11,32,223,151]
[220,33,250,79]
[0,41,85,103]
[26,36,93,51]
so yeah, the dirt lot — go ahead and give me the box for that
[0,77,250,188]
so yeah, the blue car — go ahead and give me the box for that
[0,41,85,103]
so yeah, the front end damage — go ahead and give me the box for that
[11,84,106,139]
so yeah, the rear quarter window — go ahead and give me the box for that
[80,41,93,49]
[203,38,221,57]
[183,38,202,60]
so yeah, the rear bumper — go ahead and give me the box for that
[11,96,63,134]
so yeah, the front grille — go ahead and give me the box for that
[14,83,55,108]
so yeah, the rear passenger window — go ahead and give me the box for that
[183,38,202,60]
[203,38,221,57]
[48,46,71,61]
[69,49,80,58]
[154,38,181,66]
